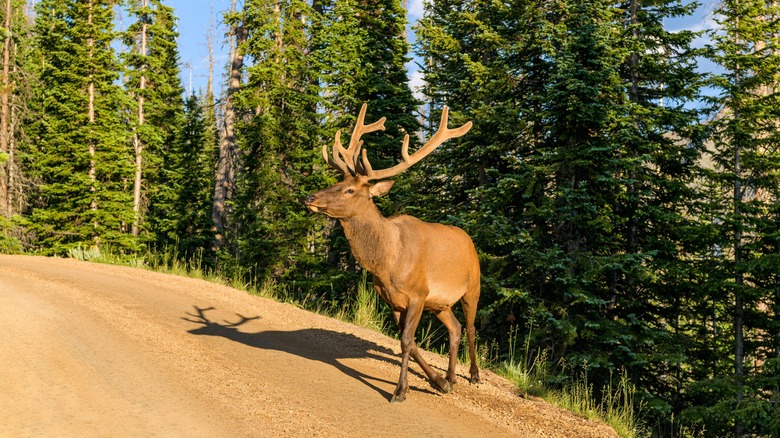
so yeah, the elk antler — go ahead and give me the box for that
[322,103,386,176]
[361,106,472,181]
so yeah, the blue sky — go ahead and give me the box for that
[167,0,427,95]
[167,0,717,97]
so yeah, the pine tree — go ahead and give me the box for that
[416,0,707,430]
[0,0,35,252]
[163,93,216,258]
[230,0,328,286]
[310,0,420,294]
[687,0,780,435]
[122,0,185,242]
[29,0,134,253]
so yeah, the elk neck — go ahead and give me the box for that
[338,202,398,275]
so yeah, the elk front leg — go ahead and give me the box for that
[391,303,450,403]
[392,300,427,403]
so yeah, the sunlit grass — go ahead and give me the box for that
[543,370,643,438]
[350,270,384,330]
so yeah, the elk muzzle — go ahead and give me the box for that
[304,193,321,213]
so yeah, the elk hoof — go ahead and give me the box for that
[434,377,452,394]
[390,393,406,403]
[391,385,408,403]
[469,366,481,384]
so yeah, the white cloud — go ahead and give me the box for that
[407,0,425,20]
[664,2,720,50]
[407,64,426,101]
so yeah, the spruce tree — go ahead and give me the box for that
[310,0,421,297]
[605,0,707,428]
[687,1,780,435]
[315,0,418,165]
[414,0,542,352]
[122,0,185,242]
[350,0,419,175]
[416,0,707,430]
[163,93,216,258]
[29,0,134,253]
[0,0,35,252]
[230,0,329,287]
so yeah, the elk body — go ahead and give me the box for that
[305,104,480,403]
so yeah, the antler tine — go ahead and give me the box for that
[350,103,387,149]
[347,103,386,172]
[322,103,386,176]
[322,131,352,175]
[362,106,472,181]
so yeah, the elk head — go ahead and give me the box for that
[305,103,472,217]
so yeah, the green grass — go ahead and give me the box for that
[350,270,385,330]
[481,325,644,437]
[65,246,645,437]
[548,370,643,438]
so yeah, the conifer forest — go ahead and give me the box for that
[1,0,779,435]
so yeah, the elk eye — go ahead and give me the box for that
[344,188,355,195]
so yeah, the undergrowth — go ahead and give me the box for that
[66,246,645,437]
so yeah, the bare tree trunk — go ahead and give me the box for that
[131,0,148,237]
[1,0,11,217]
[775,273,780,360]
[87,0,99,247]
[207,0,214,99]
[273,0,282,51]
[212,0,245,252]
[732,18,744,438]
[7,43,15,214]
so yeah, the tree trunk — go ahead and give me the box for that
[211,2,246,252]
[1,0,11,217]
[87,0,99,247]
[732,19,744,438]
[7,39,16,214]
[132,0,148,237]
[273,0,282,51]
[775,273,779,359]
[207,1,214,99]
[734,151,744,438]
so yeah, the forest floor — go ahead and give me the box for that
[0,255,618,437]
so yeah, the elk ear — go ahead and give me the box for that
[369,180,395,198]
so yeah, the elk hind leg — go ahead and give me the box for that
[460,286,481,384]
[435,307,462,387]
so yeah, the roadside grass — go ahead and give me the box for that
[470,324,645,438]
[66,246,645,437]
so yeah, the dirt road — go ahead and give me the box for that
[0,255,617,437]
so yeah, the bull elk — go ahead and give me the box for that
[305,103,480,403]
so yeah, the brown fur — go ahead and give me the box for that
[306,175,481,403]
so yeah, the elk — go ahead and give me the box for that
[305,103,480,403]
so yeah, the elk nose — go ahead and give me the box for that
[305,194,317,205]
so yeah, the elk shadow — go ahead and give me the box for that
[181,306,436,401]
